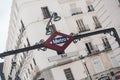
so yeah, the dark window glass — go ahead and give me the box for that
[102,37,111,49]
[76,19,86,32]
[85,42,100,54]
[33,58,37,66]
[26,73,28,78]
[28,69,30,74]
[92,16,102,29]
[64,68,74,80]
[21,20,25,32]
[85,42,94,54]
[39,78,44,80]
[88,5,94,12]
[41,7,51,19]
[26,38,30,47]
[30,64,33,70]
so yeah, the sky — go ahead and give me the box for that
[0,0,12,62]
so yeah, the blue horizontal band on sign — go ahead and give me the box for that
[52,36,67,45]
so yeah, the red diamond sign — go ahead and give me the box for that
[44,32,74,51]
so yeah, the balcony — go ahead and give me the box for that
[90,45,99,54]
[12,61,17,66]
[85,45,100,55]
[78,25,90,33]
[86,44,112,56]
[9,61,16,76]
[71,8,83,16]
[94,22,102,29]
[103,44,112,51]
[88,5,94,12]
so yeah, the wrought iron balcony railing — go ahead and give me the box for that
[71,8,83,16]
[78,25,90,33]
[94,22,102,29]
[85,44,112,56]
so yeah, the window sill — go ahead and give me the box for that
[72,12,83,16]
[43,17,50,19]
[79,28,90,33]
[88,10,94,12]
[95,26,102,29]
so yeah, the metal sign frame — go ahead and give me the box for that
[44,32,74,51]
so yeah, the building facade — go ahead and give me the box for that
[0,63,5,80]
[3,0,120,80]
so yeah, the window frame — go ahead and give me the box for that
[41,6,51,19]
[64,68,75,80]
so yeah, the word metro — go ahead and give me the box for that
[52,36,67,45]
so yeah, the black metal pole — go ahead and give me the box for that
[84,62,92,80]
[73,28,120,47]
[0,28,120,58]
[46,13,54,35]
[0,44,44,57]
[46,13,54,28]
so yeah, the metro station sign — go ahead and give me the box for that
[44,32,74,51]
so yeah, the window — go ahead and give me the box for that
[88,5,94,12]
[28,69,30,74]
[33,58,37,66]
[64,68,74,80]
[102,37,111,50]
[26,38,30,47]
[30,64,33,70]
[92,57,104,73]
[92,16,102,29]
[21,20,25,32]
[76,19,90,33]
[41,7,51,19]
[85,42,94,54]
[85,42,99,54]
[39,78,44,80]
[23,52,26,58]
[70,3,82,16]
[26,73,28,78]
[24,77,26,80]
[86,0,94,12]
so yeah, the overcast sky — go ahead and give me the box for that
[0,0,12,61]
